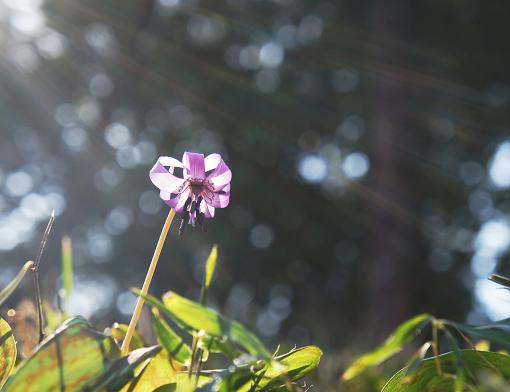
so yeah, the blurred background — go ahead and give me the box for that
[0,0,510,388]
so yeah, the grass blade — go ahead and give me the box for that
[33,211,56,343]
[489,274,510,288]
[403,341,432,378]
[61,236,73,315]
[200,245,218,305]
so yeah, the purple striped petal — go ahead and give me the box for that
[166,190,190,213]
[204,153,221,172]
[208,191,230,208]
[158,156,183,170]
[183,152,205,180]
[200,202,215,218]
[160,190,180,209]
[150,158,186,193]
[207,160,232,191]
[160,190,172,201]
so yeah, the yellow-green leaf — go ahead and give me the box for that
[3,316,118,392]
[268,346,322,385]
[151,310,191,364]
[119,349,175,392]
[85,345,162,391]
[0,317,16,388]
[241,346,322,391]
[342,313,432,381]
[0,261,34,307]
[382,350,510,391]
[110,323,145,350]
[136,289,271,358]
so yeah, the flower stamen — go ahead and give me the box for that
[179,196,192,236]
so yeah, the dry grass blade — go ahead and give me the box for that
[34,210,56,269]
[32,211,56,343]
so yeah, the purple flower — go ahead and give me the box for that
[150,152,231,235]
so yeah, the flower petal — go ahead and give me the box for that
[158,156,183,170]
[207,160,232,191]
[160,190,172,200]
[183,152,205,180]
[204,153,222,172]
[166,190,190,213]
[150,158,186,193]
[208,191,230,208]
[160,190,180,208]
[200,201,215,218]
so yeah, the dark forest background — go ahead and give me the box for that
[1,0,510,387]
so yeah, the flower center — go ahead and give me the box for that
[189,178,215,201]
[189,178,205,196]
[177,178,215,235]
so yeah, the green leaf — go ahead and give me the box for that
[212,346,322,392]
[445,320,510,347]
[203,336,241,359]
[342,313,432,381]
[382,350,510,391]
[136,289,271,358]
[0,260,34,307]
[489,274,510,288]
[216,368,255,392]
[111,322,146,350]
[61,236,73,313]
[151,310,192,364]
[257,346,323,391]
[2,316,118,392]
[442,327,466,392]
[0,317,16,389]
[176,372,214,390]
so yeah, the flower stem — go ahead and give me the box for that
[121,209,176,354]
